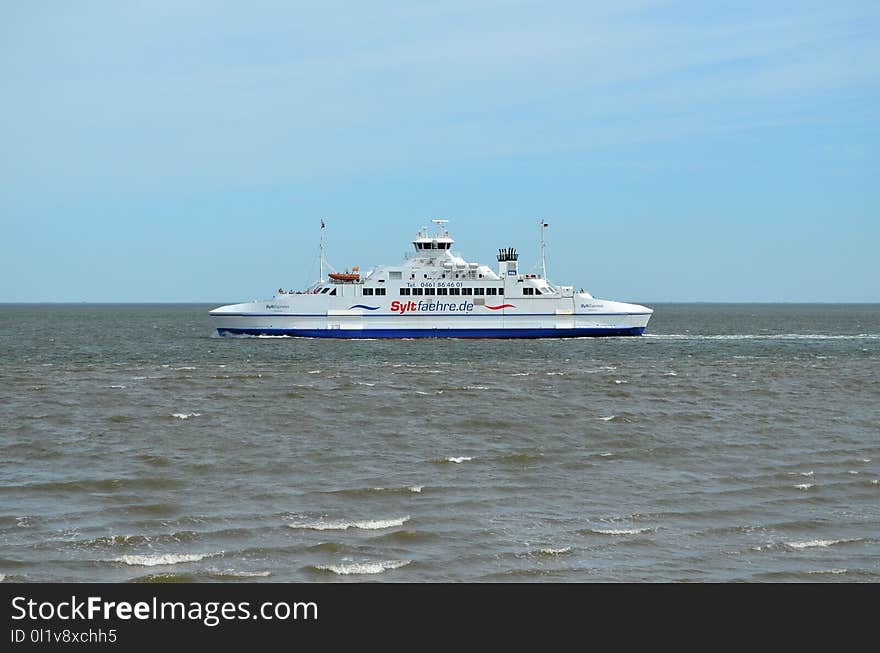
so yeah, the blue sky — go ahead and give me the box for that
[1,1,878,302]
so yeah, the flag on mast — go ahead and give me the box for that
[543,222,549,227]
[321,219,326,229]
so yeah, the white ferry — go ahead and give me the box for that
[210,221,652,338]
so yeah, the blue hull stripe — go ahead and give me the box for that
[216,327,646,339]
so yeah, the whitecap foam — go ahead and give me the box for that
[462,385,490,390]
[786,538,861,550]
[307,370,322,374]
[546,372,565,376]
[445,456,473,463]
[315,560,411,575]
[807,569,848,575]
[175,366,197,371]
[208,569,271,578]
[287,516,410,531]
[108,385,127,389]
[598,415,615,421]
[511,372,534,376]
[355,382,376,386]
[171,412,201,420]
[614,379,627,384]
[663,371,678,376]
[112,552,219,566]
[794,483,815,490]
[408,486,423,493]
[590,527,652,535]
[848,470,859,475]
[534,547,572,556]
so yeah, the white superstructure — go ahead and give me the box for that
[210,221,652,338]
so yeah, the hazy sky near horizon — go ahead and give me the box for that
[2,1,878,302]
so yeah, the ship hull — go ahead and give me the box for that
[211,308,652,338]
[216,326,646,338]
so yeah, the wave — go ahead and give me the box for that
[532,547,573,556]
[584,527,654,536]
[110,552,222,566]
[2,477,182,493]
[328,486,423,497]
[311,560,411,575]
[287,516,410,531]
[442,456,473,464]
[785,538,863,550]
[170,412,201,420]
[373,529,435,544]
[793,483,815,490]
[203,569,271,579]
[643,333,880,341]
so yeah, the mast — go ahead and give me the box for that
[319,219,326,282]
[539,220,548,279]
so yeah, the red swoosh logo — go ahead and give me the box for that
[485,304,516,310]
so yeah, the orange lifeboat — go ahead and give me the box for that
[329,267,360,282]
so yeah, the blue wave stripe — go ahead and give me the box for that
[217,327,646,339]
[348,305,381,311]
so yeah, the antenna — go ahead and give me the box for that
[539,220,549,279]
[431,219,449,235]
[319,219,326,282]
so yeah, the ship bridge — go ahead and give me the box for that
[412,219,454,253]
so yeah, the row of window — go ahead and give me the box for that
[399,287,502,296]
[522,288,543,296]
[412,273,484,279]
[362,288,387,296]
[414,242,452,250]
